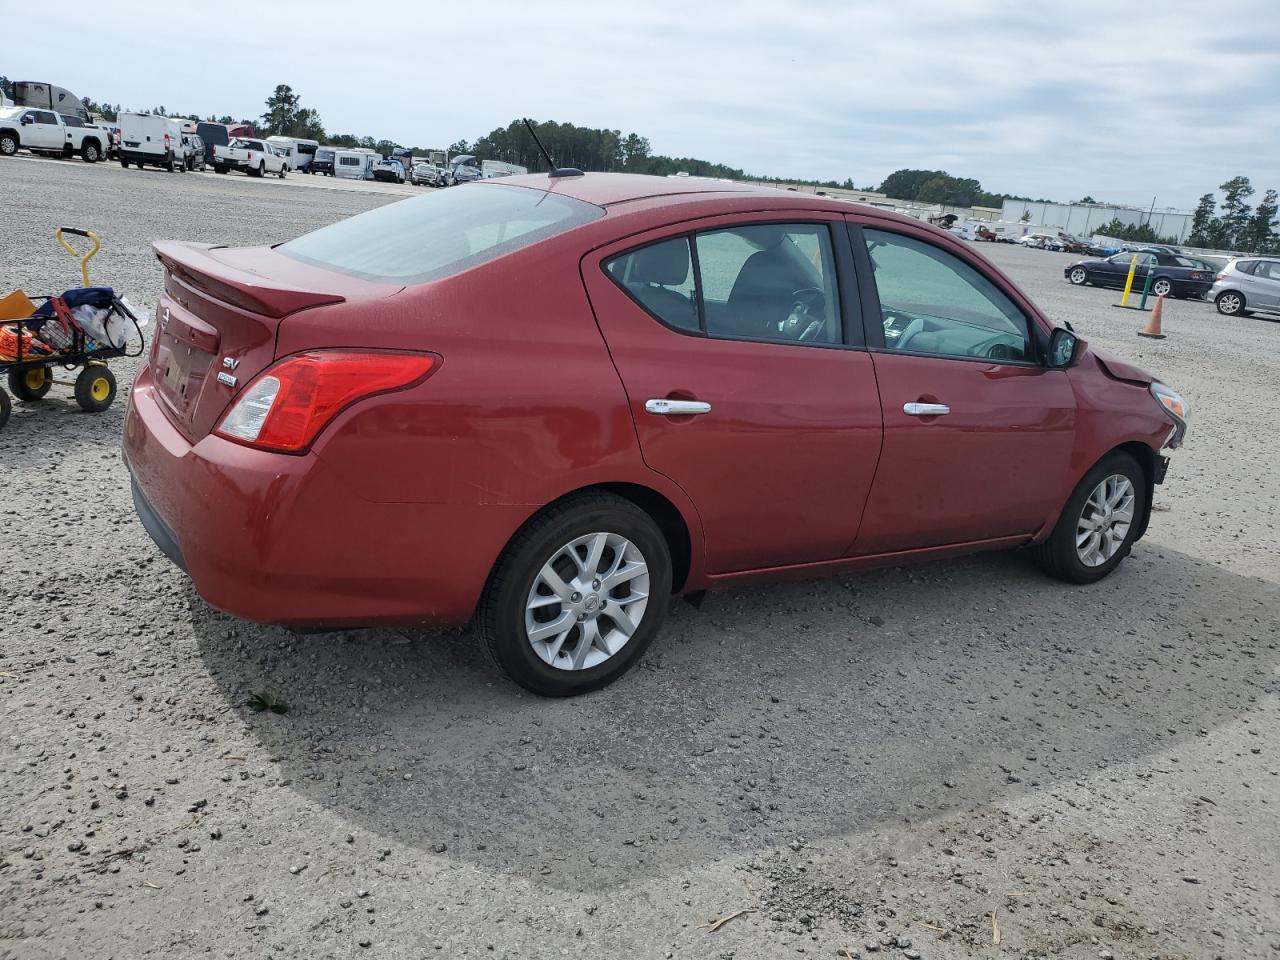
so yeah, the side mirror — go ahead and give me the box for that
[21,115,34,125]
[1047,327,1081,369]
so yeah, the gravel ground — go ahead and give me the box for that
[1,156,1278,960]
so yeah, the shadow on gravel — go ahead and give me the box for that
[189,542,1279,889]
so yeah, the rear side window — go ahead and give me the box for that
[604,222,846,347]
[1236,260,1258,276]
[281,183,603,284]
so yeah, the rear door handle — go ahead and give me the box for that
[645,399,711,416]
[903,402,950,416]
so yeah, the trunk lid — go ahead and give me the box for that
[149,241,388,441]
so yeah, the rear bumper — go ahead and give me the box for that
[123,363,511,629]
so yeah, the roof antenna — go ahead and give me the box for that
[522,117,583,179]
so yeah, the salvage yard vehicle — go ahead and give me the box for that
[333,149,374,179]
[1210,257,1280,318]
[214,138,288,177]
[0,107,69,158]
[311,147,336,176]
[1064,250,1216,299]
[123,174,1189,697]
[59,114,107,162]
[372,157,407,182]
[118,112,184,171]
[266,135,318,173]
[411,162,446,186]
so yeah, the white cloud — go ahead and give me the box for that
[5,0,1277,206]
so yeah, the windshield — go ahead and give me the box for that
[280,183,603,284]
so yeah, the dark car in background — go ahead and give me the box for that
[195,122,229,168]
[312,147,336,176]
[1064,249,1216,299]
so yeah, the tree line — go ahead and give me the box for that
[1187,177,1278,253]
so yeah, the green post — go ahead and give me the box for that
[1137,260,1156,309]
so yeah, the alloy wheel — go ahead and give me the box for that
[1069,267,1087,284]
[1152,279,1172,297]
[524,531,650,671]
[1076,475,1135,567]
[1218,293,1243,315]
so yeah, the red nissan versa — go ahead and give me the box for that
[123,174,1189,696]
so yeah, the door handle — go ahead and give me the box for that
[903,402,950,416]
[645,398,711,416]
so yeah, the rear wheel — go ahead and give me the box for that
[1151,277,1173,297]
[1032,452,1145,584]
[1,132,19,156]
[1216,291,1246,316]
[165,151,175,173]
[1068,266,1088,285]
[82,141,100,163]
[9,366,53,401]
[0,389,10,429]
[74,365,116,413]
[477,494,672,697]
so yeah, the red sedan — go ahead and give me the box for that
[123,174,1189,696]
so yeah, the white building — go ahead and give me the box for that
[1001,200,1194,242]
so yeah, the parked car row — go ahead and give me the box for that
[0,106,112,163]
[1064,249,1219,300]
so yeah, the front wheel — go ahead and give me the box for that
[279,165,287,178]
[1151,277,1173,298]
[477,494,672,697]
[1032,452,1145,584]
[1068,266,1088,285]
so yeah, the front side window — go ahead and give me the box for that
[863,229,1033,363]
[281,183,602,284]
[604,222,844,346]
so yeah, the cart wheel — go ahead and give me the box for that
[0,388,10,430]
[9,365,54,401]
[74,365,117,413]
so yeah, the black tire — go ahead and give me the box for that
[1031,451,1146,585]
[1151,277,1174,298]
[215,164,227,174]
[9,366,53,401]
[120,157,129,168]
[165,152,175,173]
[0,132,18,156]
[279,165,287,179]
[0,389,9,430]
[477,493,672,697]
[1216,290,1246,316]
[1067,266,1089,285]
[73,365,116,413]
[82,141,100,163]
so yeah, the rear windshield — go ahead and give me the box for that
[279,183,603,284]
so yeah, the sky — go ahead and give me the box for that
[6,0,1278,210]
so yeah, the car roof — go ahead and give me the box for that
[481,172,929,227]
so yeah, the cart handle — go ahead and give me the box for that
[57,227,101,288]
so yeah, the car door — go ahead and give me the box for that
[25,110,63,150]
[581,215,883,575]
[1253,261,1280,309]
[848,220,1076,554]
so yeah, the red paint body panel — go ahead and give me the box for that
[854,355,1076,553]
[123,174,1180,628]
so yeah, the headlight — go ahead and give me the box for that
[1151,382,1188,448]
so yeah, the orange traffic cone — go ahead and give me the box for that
[1138,294,1167,339]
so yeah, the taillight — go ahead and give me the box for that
[215,350,438,453]
[1215,273,1227,282]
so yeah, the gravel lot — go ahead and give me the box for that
[2,156,1278,960]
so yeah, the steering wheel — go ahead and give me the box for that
[782,287,825,340]
[894,316,926,352]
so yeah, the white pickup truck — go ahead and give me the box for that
[0,106,105,162]
[213,138,288,178]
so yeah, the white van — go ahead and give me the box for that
[334,149,374,180]
[266,135,319,173]
[118,112,185,171]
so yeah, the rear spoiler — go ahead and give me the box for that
[154,241,346,318]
